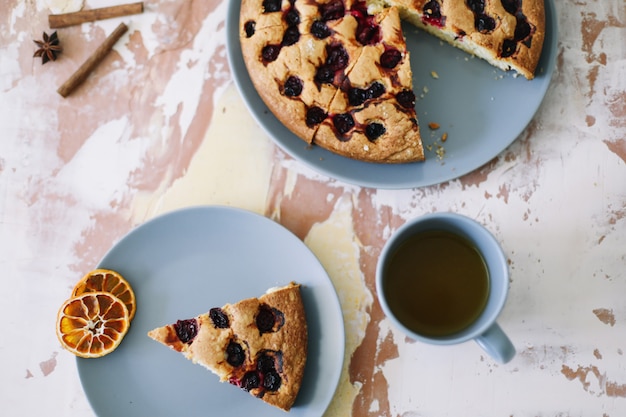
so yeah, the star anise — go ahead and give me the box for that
[33,31,62,65]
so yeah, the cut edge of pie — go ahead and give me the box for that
[374,0,546,81]
[147,282,308,412]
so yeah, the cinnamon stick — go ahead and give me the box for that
[49,2,143,29]
[57,22,128,98]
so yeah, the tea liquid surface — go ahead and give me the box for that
[384,229,489,337]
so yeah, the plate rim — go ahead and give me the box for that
[76,205,346,417]
[226,0,558,189]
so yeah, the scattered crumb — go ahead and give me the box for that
[423,86,429,94]
[435,145,445,160]
[424,124,449,162]
[430,70,439,79]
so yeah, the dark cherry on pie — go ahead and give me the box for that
[147,282,307,411]
[239,0,545,163]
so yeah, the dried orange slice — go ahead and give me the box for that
[72,269,136,321]
[56,291,130,358]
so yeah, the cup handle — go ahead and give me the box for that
[474,323,516,364]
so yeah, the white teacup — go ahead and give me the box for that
[376,212,515,363]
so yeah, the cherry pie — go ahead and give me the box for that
[239,0,545,163]
[147,282,307,411]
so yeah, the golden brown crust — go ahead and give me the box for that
[252,284,308,409]
[147,283,307,411]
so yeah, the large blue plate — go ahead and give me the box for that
[226,0,557,189]
[77,206,345,417]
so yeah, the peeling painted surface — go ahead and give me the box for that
[2,0,626,415]
[39,352,58,377]
[562,364,626,398]
[593,308,616,327]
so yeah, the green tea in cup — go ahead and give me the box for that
[383,229,490,337]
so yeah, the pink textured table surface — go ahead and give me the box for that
[1,0,626,415]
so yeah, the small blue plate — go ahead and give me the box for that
[77,206,345,417]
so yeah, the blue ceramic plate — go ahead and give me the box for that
[77,206,345,417]
[226,0,557,189]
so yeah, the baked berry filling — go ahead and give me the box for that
[263,370,282,391]
[499,0,535,57]
[281,3,301,46]
[209,307,230,328]
[281,25,300,46]
[261,44,281,63]
[314,43,349,85]
[380,48,402,69]
[365,122,386,141]
[514,16,532,42]
[284,7,300,26]
[347,81,386,106]
[256,304,285,334]
[500,39,517,57]
[326,43,349,71]
[244,20,256,38]
[226,340,246,367]
[348,87,367,106]
[306,106,327,127]
[174,319,198,344]
[232,370,281,393]
[466,0,495,33]
[257,351,282,373]
[241,371,261,391]
[229,350,284,394]
[315,65,334,84]
[311,20,332,39]
[259,3,301,64]
[262,0,281,13]
[256,305,275,333]
[501,0,521,15]
[367,81,385,99]
[396,89,416,109]
[333,112,355,136]
[319,0,345,22]
[466,0,484,13]
[475,14,495,32]
[283,75,303,97]
[422,0,445,28]
[350,1,381,45]
[318,0,381,45]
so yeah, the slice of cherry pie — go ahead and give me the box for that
[147,282,307,411]
[240,0,424,163]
